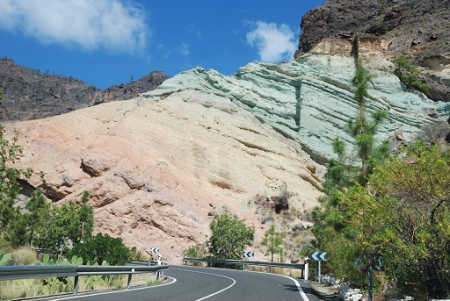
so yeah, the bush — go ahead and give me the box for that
[394,57,431,92]
[182,243,209,266]
[208,214,255,260]
[183,242,208,258]
[67,233,131,266]
[130,247,147,261]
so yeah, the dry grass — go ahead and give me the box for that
[0,272,162,299]
[12,247,37,266]
[245,265,303,278]
[0,279,41,300]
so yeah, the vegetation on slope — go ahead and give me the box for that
[394,57,431,92]
[308,61,450,299]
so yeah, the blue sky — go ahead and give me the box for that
[0,0,325,89]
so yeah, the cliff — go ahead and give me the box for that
[141,38,449,164]
[297,0,450,102]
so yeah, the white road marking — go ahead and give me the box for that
[278,275,309,301]
[49,276,177,301]
[233,268,310,301]
[176,268,236,301]
[180,267,309,301]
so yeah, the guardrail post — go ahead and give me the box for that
[318,261,321,282]
[74,275,79,294]
[127,273,132,288]
[304,257,309,281]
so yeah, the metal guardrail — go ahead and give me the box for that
[183,257,306,277]
[0,264,169,294]
[128,260,158,266]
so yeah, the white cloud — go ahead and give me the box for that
[158,43,190,59]
[179,43,190,57]
[246,21,297,62]
[0,0,149,54]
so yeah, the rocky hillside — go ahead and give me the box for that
[0,57,169,121]
[297,0,450,102]
[5,90,323,263]
[0,57,98,121]
[5,35,450,263]
[97,71,170,104]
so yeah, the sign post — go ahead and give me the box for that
[310,252,328,282]
[242,251,254,270]
[148,248,159,266]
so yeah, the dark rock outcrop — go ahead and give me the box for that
[0,57,99,121]
[296,0,450,102]
[297,0,450,58]
[97,71,169,104]
[0,57,169,121]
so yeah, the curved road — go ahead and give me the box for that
[47,266,320,301]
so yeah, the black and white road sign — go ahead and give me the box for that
[311,252,328,261]
[150,248,159,253]
[242,251,254,258]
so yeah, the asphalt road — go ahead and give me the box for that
[46,266,320,301]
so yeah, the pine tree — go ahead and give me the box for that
[326,60,388,187]
[310,60,389,281]
[68,191,93,243]
[261,224,284,262]
[0,120,32,232]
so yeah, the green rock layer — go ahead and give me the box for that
[140,53,450,163]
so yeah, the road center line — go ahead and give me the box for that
[177,268,236,301]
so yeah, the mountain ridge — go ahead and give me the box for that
[0,57,169,121]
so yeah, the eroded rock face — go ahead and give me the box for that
[141,41,450,164]
[5,88,324,263]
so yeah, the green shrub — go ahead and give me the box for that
[130,247,147,261]
[182,242,209,266]
[67,233,131,266]
[394,57,431,92]
[183,242,208,258]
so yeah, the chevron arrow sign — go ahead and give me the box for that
[150,248,159,253]
[242,251,254,258]
[311,252,328,261]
